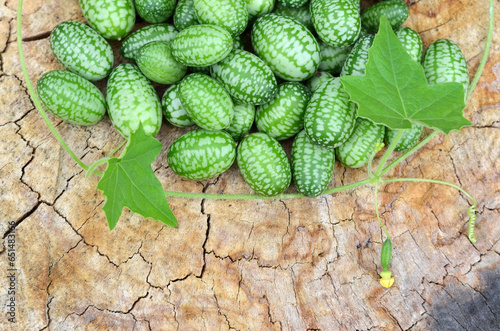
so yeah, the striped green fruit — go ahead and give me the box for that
[120,24,178,61]
[211,49,278,105]
[291,130,335,198]
[318,40,352,74]
[80,0,135,40]
[251,14,320,81]
[179,73,234,130]
[336,118,384,168]
[49,21,113,81]
[255,82,310,140]
[193,0,249,37]
[422,39,469,101]
[225,102,255,141]
[167,129,236,180]
[304,78,357,148]
[135,0,176,23]
[361,0,409,34]
[36,70,106,126]
[233,35,245,50]
[161,83,195,128]
[171,24,233,67]
[246,0,275,22]
[273,2,313,31]
[385,124,424,153]
[136,41,187,84]
[106,64,162,138]
[173,0,199,31]
[310,0,361,47]
[306,71,334,93]
[395,27,423,63]
[277,0,308,8]
[237,132,291,196]
[340,34,374,77]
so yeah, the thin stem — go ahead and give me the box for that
[374,183,390,239]
[164,177,374,200]
[467,0,495,99]
[375,130,404,177]
[17,0,89,171]
[381,131,439,176]
[380,177,478,206]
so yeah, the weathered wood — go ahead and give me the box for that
[0,0,499,329]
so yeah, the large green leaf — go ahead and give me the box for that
[340,17,471,134]
[97,124,177,230]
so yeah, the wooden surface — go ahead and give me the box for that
[0,0,499,330]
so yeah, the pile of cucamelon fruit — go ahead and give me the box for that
[37,0,469,199]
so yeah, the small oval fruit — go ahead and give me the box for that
[179,73,234,130]
[251,14,320,81]
[80,0,136,40]
[36,70,106,126]
[304,78,357,148]
[106,64,162,138]
[211,49,278,105]
[310,0,361,47]
[385,124,423,153]
[173,0,199,31]
[336,118,385,168]
[161,83,195,128]
[193,0,249,37]
[237,132,291,196]
[135,0,176,23]
[291,130,335,198]
[171,24,233,67]
[120,24,178,61]
[318,40,352,74]
[255,82,310,140]
[246,0,275,22]
[306,71,334,93]
[49,21,113,81]
[340,34,374,77]
[273,2,314,31]
[395,26,423,63]
[361,0,409,33]
[167,129,236,180]
[136,41,187,84]
[225,102,255,141]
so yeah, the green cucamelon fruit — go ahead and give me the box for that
[80,0,136,40]
[304,78,357,148]
[291,130,335,198]
[225,102,255,141]
[318,40,352,74]
[310,0,361,47]
[179,73,234,130]
[422,39,469,101]
[211,49,278,105]
[106,64,162,137]
[251,14,320,81]
[255,82,310,140]
[246,0,275,22]
[361,0,409,34]
[167,129,236,180]
[340,33,374,77]
[380,239,392,270]
[237,132,291,196]
[273,2,314,31]
[36,70,106,126]
[49,21,113,81]
[136,41,187,84]
[135,0,176,23]
[385,123,424,153]
[277,0,308,8]
[395,26,423,63]
[120,24,178,61]
[161,83,195,128]
[336,118,385,168]
[306,71,334,93]
[173,0,199,31]
[171,24,233,67]
[233,35,245,50]
[193,0,249,37]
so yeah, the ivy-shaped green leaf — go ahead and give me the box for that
[340,17,471,134]
[97,124,177,229]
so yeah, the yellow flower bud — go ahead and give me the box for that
[379,270,394,288]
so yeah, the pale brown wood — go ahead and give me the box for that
[0,0,499,330]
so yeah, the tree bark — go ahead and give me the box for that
[0,0,499,330]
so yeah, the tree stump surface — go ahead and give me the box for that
[0,0,499,330]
